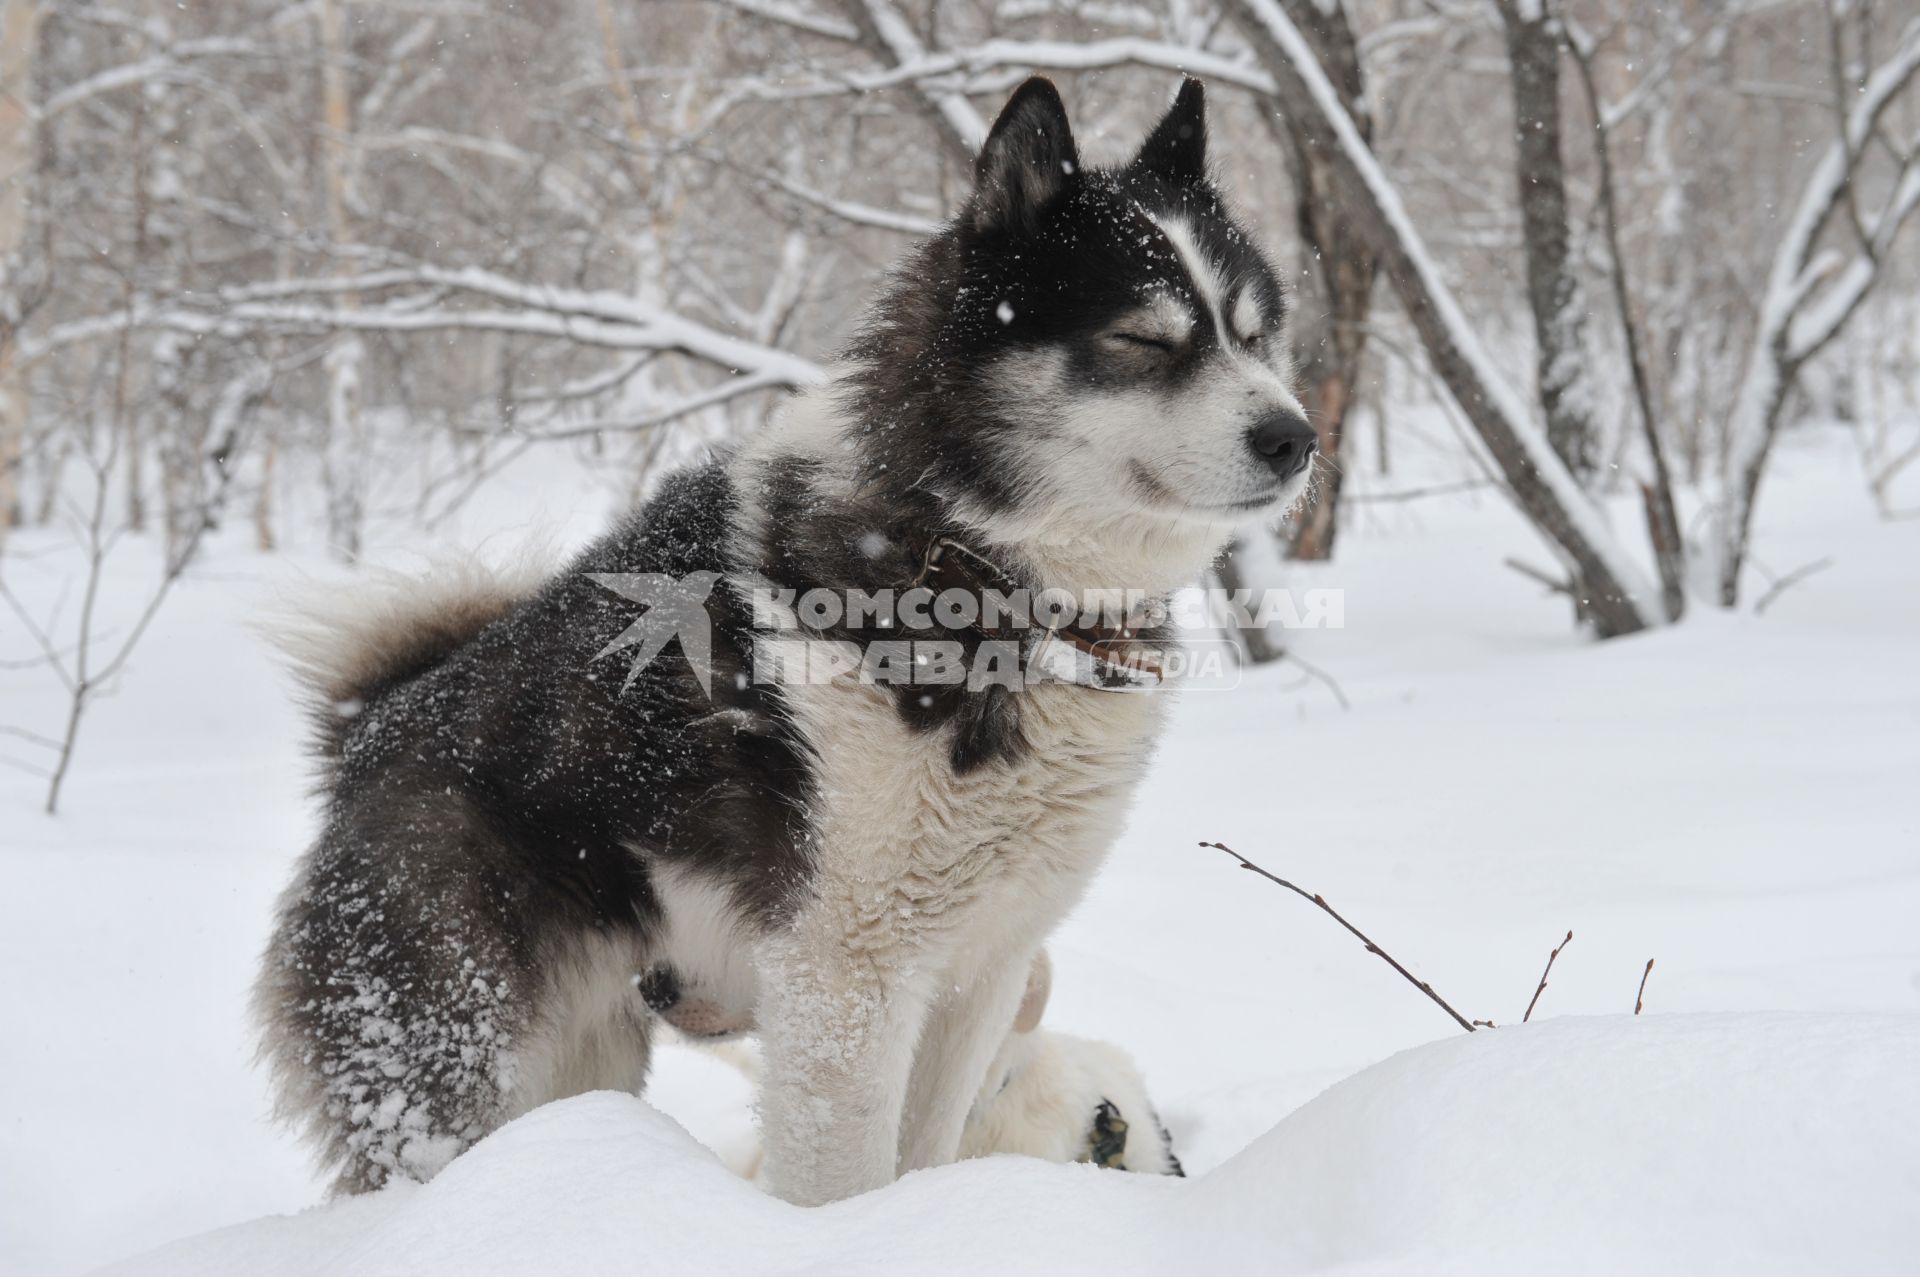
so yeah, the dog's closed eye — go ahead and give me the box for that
[1230,288,1268,350]
[1105,331,1176,354]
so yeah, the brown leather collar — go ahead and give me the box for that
[911,535,1165,685]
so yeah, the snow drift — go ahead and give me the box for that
[106,1012,1920,1276]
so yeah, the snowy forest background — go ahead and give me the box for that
[4,2,1919,707]
[2,3,1920,1275]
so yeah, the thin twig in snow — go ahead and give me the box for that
[0,724,64,751]
[1503,557,1573,596]
[1199,841,1478,1033]
[1752,557,1834,616]
[1282,651,1350,711]
[1634,959,1655,1015]
[1522,930,1573,1023]
[1343,479,1494,504]
[0,579,78,693]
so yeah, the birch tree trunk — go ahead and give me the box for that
[0,0,39,546]
[317,0,366,562]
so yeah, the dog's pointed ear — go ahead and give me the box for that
[968,77,1079,236]
[1130,78,1208,185]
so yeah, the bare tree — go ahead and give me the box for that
[1563,14,1688,623]
[0,0,45,547]
[315,0,367,561]
[1495,0,1600,485]
[1266,1,1377,564]
[1225,0,1659,635]
[0,354,261,813]
[1715,14,1920,604]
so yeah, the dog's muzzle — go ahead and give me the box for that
[1248,410,1317,481]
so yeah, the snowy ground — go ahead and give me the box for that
[3,422,1918,1274]
[100,1014,1920,1277]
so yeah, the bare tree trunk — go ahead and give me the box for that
[1497,2,1597,484]
[33,430,62,521]
[1213,1,1376,651]
[0,0,40,546]
[595,0,650,148]
[254,440,277,552]
[118,53,157,536]
[1565,29,1686,622]
[318,0,366,562]
[1271,0,1375,563]
[0,341,19,538]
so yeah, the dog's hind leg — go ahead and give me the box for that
[256,794,653,1194]
[502,930,654,1119]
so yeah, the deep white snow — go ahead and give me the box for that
[99,1015,1920,1277]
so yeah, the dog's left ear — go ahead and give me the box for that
[1130,78,1208,185]
[969,77,1079,236]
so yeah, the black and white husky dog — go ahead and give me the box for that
[257,77,1314,1206]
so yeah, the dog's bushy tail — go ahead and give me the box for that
[270,554,547,769]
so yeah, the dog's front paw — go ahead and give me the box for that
[962,1030,1183,1175]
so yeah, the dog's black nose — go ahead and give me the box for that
[1248,411,1317,480]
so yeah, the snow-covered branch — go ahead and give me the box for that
[36,36,267,120]
[24,265,828,390]
[754,172,942,236]
[485,370,798,443]
[721,37,1276,106]
[833,0,985,165]
[710,0,860,43]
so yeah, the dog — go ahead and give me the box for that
[256,75,1312,1206]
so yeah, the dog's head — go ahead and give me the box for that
[853,78,1311,566]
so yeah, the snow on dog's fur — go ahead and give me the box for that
[255,77,1312,1205]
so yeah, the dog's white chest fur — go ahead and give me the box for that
[790,679,1162,966]
[745,673,1169,1202]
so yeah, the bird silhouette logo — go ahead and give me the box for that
[587,571,721,698]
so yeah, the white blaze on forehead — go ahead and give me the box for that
[1149,214,1230,334]
[1150,211,1306,411]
